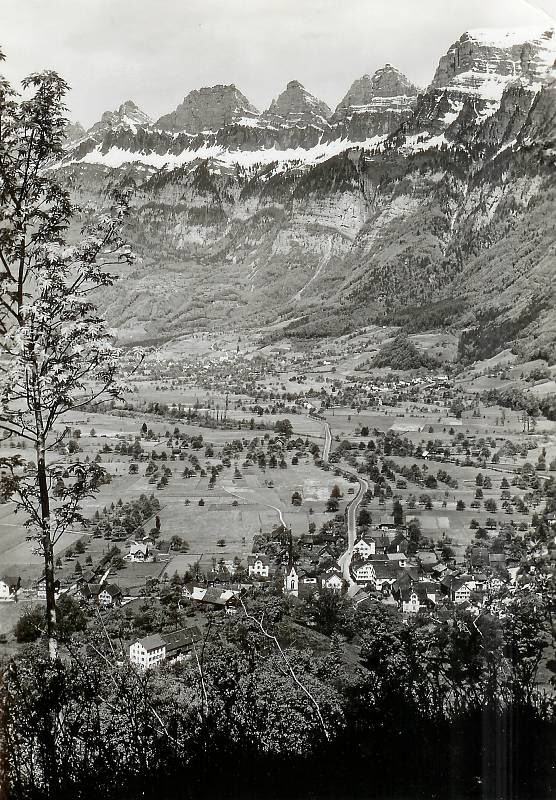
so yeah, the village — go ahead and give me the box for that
[1,331,554,680]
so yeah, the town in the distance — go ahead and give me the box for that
[1,325,554,678]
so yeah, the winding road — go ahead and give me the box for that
[321,419,368,586]
[222,415,366,585]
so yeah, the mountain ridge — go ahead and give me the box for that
[57,26,556,362]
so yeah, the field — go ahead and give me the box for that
[0,401,343,582]
[1,324,554,654]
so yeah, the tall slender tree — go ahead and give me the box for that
[0,50,133,658]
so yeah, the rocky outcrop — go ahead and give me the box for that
[64,120,86,143]
[330,65,419,141]
[88,100,152,133]
[430,28,556,99]
[155,85,259,133]
[397,27,556,143]
[334,65,418,113]
[262,80,332,127]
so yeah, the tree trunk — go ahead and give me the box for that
[36,437,57,661]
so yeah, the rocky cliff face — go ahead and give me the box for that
[262,80,332,127]
[59,26,556,358]
[430,28,556,95]
[330,65,419,141]
[335,64,418,112]
[64,120,86,143]
[88,100,152,133]
[156,84,259,133]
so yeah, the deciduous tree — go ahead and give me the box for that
[0,54,134,658]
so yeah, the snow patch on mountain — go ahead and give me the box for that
[466,27,555,48]
[431,26,556,103]
[75,135,386,171]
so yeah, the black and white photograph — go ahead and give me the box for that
[0,1,555,798]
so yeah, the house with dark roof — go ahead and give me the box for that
[320,567,343,593]
[184,584,240,612]
[206,569,233,585]
[98,584,122,607]
[162,626,202,660]
[78,582,103,602]
[129,626,204,669]
[373,534,393,553]
[129,634,167,669]
[352,536,376,560]
[397,583,432,614]
[388,532,410,553]
[372,561,401,591]
[376,516,399,532]
[440,575,472,604]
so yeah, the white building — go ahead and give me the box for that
[129,634,166,669]
[126,540,151,563]
[0,577,19,600]
[248,554,270,578]
[352,562,377,585]
[352,537,376,560]
[284,565,299,596]
[320,568,343,593]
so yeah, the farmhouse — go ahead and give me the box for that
[372,562,400,591]
[129,634,167,669]
[98,584,122,607]
[161,626,202,661]
[388,532,410,553]
[183,584,240,613]
[78,582,103,603]
[129,626,203,670]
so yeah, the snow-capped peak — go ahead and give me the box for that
[88,100,152,134]
[464,26,555,48]
[430,25,556,102]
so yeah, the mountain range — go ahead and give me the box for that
[58,26,556,362]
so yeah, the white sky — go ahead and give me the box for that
[1,0,555,127]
